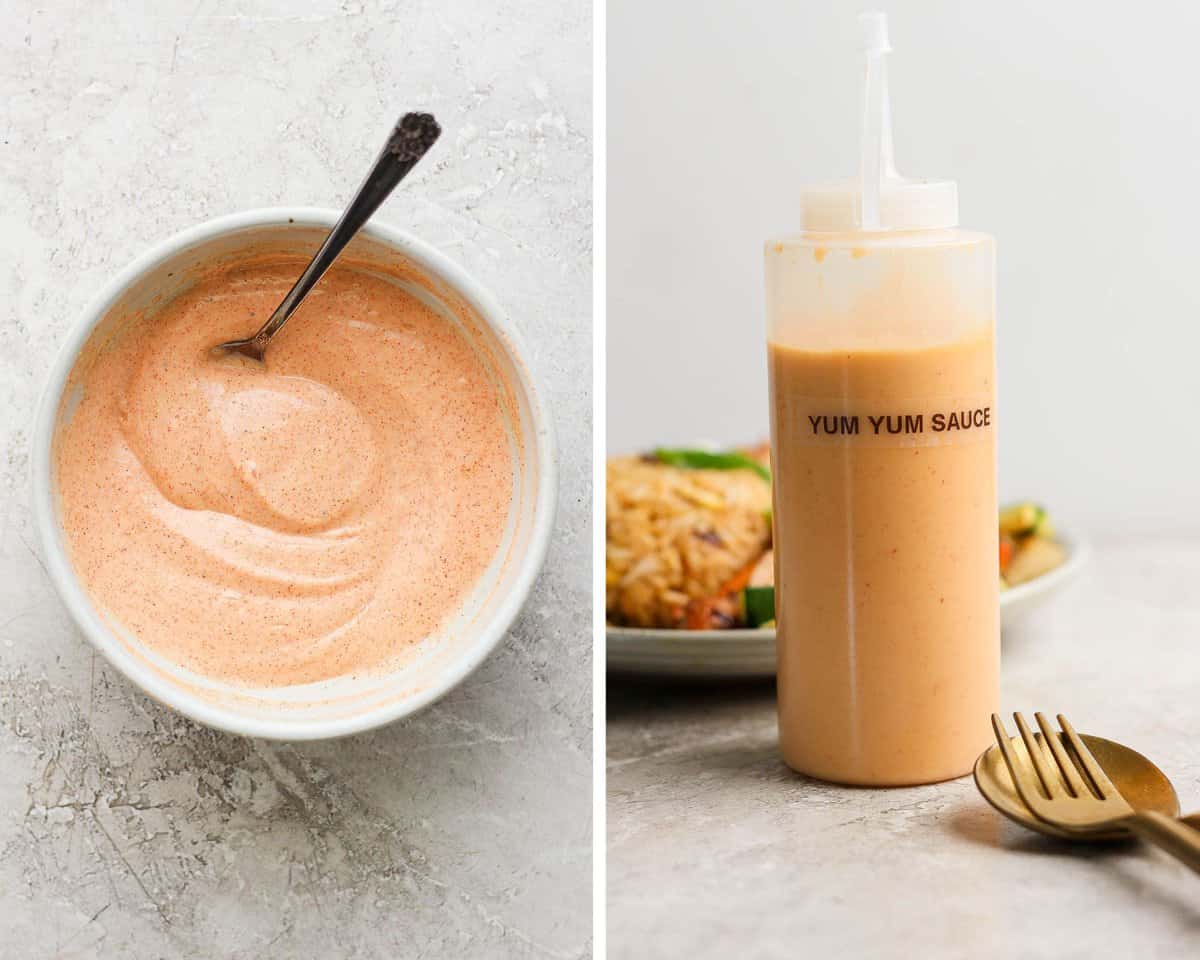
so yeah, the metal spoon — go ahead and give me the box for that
[217,111,441,361]
[975,730,1200,841]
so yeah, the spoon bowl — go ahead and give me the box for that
[974,733,1200,841]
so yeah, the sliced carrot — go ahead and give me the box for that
[999,535,1015,574]
[682,554,768,629]
[683,594,739,630]
[718,556,761,596]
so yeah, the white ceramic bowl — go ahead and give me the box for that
[32,208,556,740]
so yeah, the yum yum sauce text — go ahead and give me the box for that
[806,406,991,438]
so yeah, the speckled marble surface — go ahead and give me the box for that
[608,540,1200,959]
[0,2,591,958]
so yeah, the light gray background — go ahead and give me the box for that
[0,2,591,958]
[608,0,1200,536]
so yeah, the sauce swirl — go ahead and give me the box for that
[56,260,513,687]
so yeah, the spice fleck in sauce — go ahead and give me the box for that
[56,260,513,687]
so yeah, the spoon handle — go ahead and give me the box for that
[247,112,441,354]
[1126,810,1200,875]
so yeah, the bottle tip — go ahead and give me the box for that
[858,11,892,55]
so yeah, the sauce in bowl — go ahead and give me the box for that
[55,258,514,687]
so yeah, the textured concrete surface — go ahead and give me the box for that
[0,2,591,958]
[609,540,1200,959]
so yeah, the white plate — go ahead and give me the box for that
[607,536,1089,678]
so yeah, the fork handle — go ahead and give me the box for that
[1125,811,1200,875]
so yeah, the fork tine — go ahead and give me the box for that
[1058,713,1119,799]
[1034,711,1091,798]
[1013,712,1065,798]
[991,713,1045,812]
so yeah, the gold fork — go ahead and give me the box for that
[992,712,1200,874]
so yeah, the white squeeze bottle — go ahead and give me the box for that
[765,12,998,785]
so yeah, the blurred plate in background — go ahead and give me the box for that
[607,536,1089,678]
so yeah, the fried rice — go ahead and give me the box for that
[606,454,772,628]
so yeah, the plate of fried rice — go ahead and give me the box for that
[606,447,1086,677]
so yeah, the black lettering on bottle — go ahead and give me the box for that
[809,414,821,435]
[817,415,860,435]
[868,415,884,434]
[932,413,946,431]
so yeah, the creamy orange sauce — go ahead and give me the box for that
[765,231,998,786]
[769,333,998,785]
[55,260,513,687]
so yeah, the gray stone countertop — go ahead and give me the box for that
[608,539,1200,959]
[0,2,592,958]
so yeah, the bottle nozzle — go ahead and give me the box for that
[858,11,895,230]
[798,13,959,233]
[858,10,891,55]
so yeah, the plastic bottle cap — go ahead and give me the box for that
[801,12,959,233]
[800,179,959,232]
